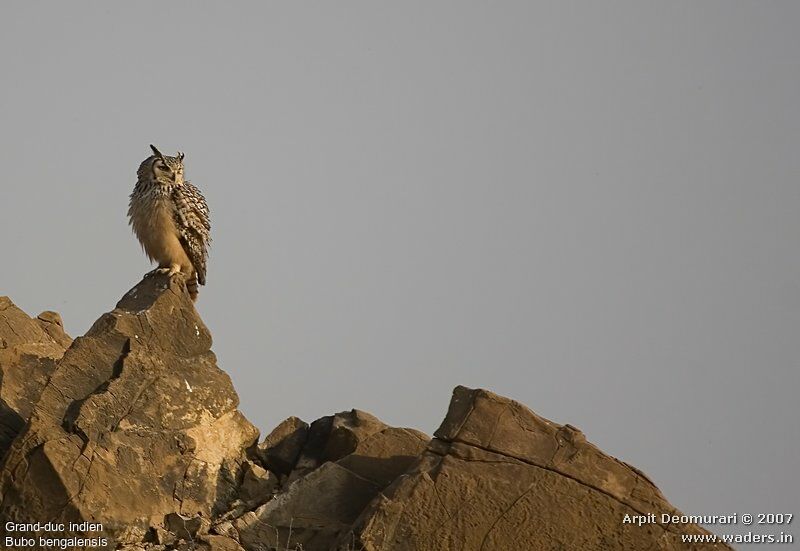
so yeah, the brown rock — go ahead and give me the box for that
[0,283,733,551]
[210,520,239,540]
[337,427,429,487]
[285,414,334,482]
[36,310,73,349]
[234,415,429,551]
[0,275,258,548]
[0,297,72,458]
[198,534,246,551]
[256,415,308,475]
[325,409,388,460]
[164,512,211,539]
[238,460,279,505]
[288,408,389,483]
[165,534,245,551]
[339,386,733,550]
[152,526,176,545]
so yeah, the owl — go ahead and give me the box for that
[128,145,211,301]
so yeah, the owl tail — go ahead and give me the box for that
[186,274,200,302]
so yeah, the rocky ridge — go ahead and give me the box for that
[0,276,730,550]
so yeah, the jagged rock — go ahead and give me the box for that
[0,297,72,458]
[338,386,732,550]
[35,310,73,349]
[210,520,239,540]
[151,526,176,545]
[0,275,258,548]
[324,409,389,460]
[288,409,389,483]
[161,535,245,551]
[164,512,211,539]
[0,281,732,550]
[285,414,334,483]
[233,417,429,551]
[239,460,279,505]
[256,416,308,476]
[216,460,280,522]
[197,534,246,551]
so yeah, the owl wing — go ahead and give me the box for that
[173,182,211,285]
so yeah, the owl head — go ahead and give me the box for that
[148,144,185,185]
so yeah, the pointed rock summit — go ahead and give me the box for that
[0,277,730,550]
[0,275,258,548]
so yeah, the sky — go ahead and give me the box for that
[1,2,798,542]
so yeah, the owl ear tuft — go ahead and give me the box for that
[150,144,167,162]
[178,151,185,161]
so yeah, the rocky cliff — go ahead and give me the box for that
[0,276,730,550]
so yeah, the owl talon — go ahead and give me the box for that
[145,267,167,278]
[144,267,177,278]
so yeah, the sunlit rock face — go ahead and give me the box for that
[0,279,728,551]
[0,275,258,548]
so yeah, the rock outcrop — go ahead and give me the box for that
[338,386,729,550]
[0,278,730,550]
[229,410,429,551]
[0,276,258,548]
[0,297,72,460]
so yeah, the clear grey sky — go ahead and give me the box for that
[1,2,798,539]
